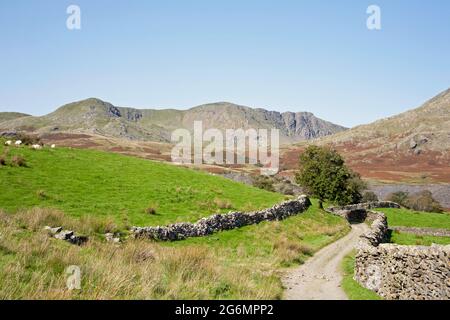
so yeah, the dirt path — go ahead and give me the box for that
[283,223,369,300]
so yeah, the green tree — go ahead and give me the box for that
[295,146,365,208]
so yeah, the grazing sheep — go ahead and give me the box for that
[31,144,42,150]
[15,140,22,146]
[51,144,56,149]
[4,140,12,146]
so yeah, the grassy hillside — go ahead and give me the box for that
[0,112,30,122]
[0,141,284,227]
[0,197,349,299]
[0,138,353,299]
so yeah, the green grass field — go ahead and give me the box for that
[377,207,450,246]
[170,198,349,267]
[0,141,351,299]
[0,199,349,299]
[0,143,284,227]
[389,231,450,246]
[379,208,450,230]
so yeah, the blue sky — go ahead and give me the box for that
[0,0,449,127]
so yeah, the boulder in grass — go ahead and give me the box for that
[44,226,63,235]
[54,230,74,240]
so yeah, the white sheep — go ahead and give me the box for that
[15,140,22,146]
[31,144,42,150]
[4,140,12,146]
[51,144,56,149]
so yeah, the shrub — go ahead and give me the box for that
[213,198,233,210]
[145,202,160,215]
[386,191,409,206]
[0,148,9,166]
[362,191,378,203]
[36,190,48,200]
[11,155,27,167]
[14,133,41,146]
[273,237,315,266]
[404,190,443,213]
[278,184,295,195]
[252,175,275,192]
[145,206,158,215]
[385,190,443,213]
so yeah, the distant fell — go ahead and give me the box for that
[0,99,347,143]
[0,112,30,122]
[281,87,450,183]
[320,87,450,152]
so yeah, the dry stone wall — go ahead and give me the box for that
[131,196,311,241]
[326,201,400,224]
[358,211,389,247]
[390,226,450,237]
[328,202,449,300]
[355,243,450,300]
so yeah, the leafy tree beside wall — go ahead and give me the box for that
[295,146,366,208]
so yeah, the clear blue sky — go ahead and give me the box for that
[0,0,449,127]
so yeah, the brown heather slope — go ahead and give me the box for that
[281,88,450,183]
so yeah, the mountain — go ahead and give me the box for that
[321,88,450,152]
[0,112,30,122]
[0,99,347,143]
[281,88,450,183]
